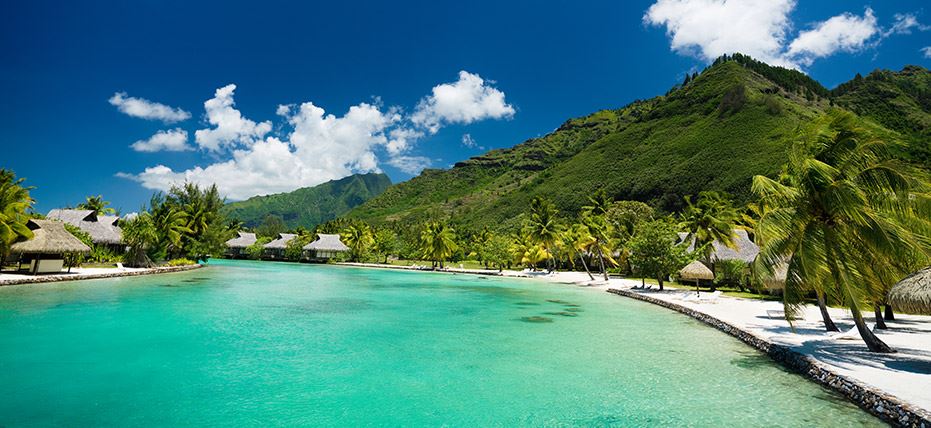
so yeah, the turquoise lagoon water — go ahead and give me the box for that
[0,260,880,427]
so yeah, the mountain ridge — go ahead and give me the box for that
[346,55,929,232]
[222,172,392,229]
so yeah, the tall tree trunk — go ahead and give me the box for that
[578,253,594,281]
[884,304,895,321]
[657,276,664,291]
[851,304,895,353]
[595,245,608,281]
[817,291,840,332]
[873,304,887,330]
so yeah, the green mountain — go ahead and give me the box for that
[348,55,929,232]
[223,173,392,229]
[830,65,931,163]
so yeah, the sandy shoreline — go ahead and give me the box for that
[340,262,931,426]
[0,264,203,286]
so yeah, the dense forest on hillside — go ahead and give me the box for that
[346,56,929,234]
[222,173,391,229]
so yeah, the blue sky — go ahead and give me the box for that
[2,0,929,214]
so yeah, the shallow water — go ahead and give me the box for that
[0,260,881,426]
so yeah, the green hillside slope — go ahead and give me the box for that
[223,173,392,229]
[348,58,928,233]
[831,65,931,163]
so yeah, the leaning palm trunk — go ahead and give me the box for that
[884,304,895,321]
[873,304,887,330]
[595,245,608,281]
[852,304,895,353]
[816,291,840,332]
[578,253,594,281]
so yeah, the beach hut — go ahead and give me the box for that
[677,229,759,263]
[224,232,257,258]
[47,209,123,251]
[888,267,931,315]
[303,233,349,262]
[262,233,297,260]
[10,219,91,274]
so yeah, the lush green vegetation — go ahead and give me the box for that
[753,111,931,352]
[348,60,929,237]
[0,169,34,263]
[222,173,391,229]
[76,195,116,216]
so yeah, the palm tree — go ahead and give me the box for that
[0,169,34,262]
[121,213,158,267]
[420,222,458,269]
[564,224,596,281]
[581,211,617,281]
[525,197,562,271]
[77,195,116,216]
[678,191,738,265]
[753,112,930,353]
[341,223,374,262]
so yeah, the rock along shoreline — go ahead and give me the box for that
[0,264,203,287]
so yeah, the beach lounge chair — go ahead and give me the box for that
[697,290,722,303]
[116,262,125,270]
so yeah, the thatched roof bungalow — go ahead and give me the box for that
[47,209,123,248]
[224,232,257,258]
[10,219,91,274]
[262,233,297,260]
[888,267,931,315]
[677,229,760,263]
[303,233,349,261]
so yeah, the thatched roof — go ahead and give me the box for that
[762,261,789,291]
[225,232,257,249]
[677,229,759,263]
[47,209,123,245]
[888,267,931,315]
[263,233,297,249]
[679,260,714,280]
[303,233,349,252]
[10,219,91,254]
[679,260,714,281]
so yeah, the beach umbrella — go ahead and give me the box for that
[679,260,713,294]
[888,267,931,315]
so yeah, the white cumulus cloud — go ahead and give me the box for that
[130,128,191,152]
[645,1,921,69]
[194,84,273,152]
[122,73,514,200]
[411,71,515,134]
[786,8,879,66]
[109,92,191,123]
[387,155,432,175]
[922,47,931,58]
[644,0,796,67]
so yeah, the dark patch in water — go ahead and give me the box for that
[562,303,580,307]
[564,307,583,313]
[545,299,569,304]
[544,311,578,317]
[157,283,179,287]
[514,302,540,307]
[730,353,773,370]
[518,316,553,323]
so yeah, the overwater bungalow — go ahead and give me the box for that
[10,219,91,274]
[303,233,349,262]
[47,209,123,252]
[224,232,257,258]
[262,233,297,260]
